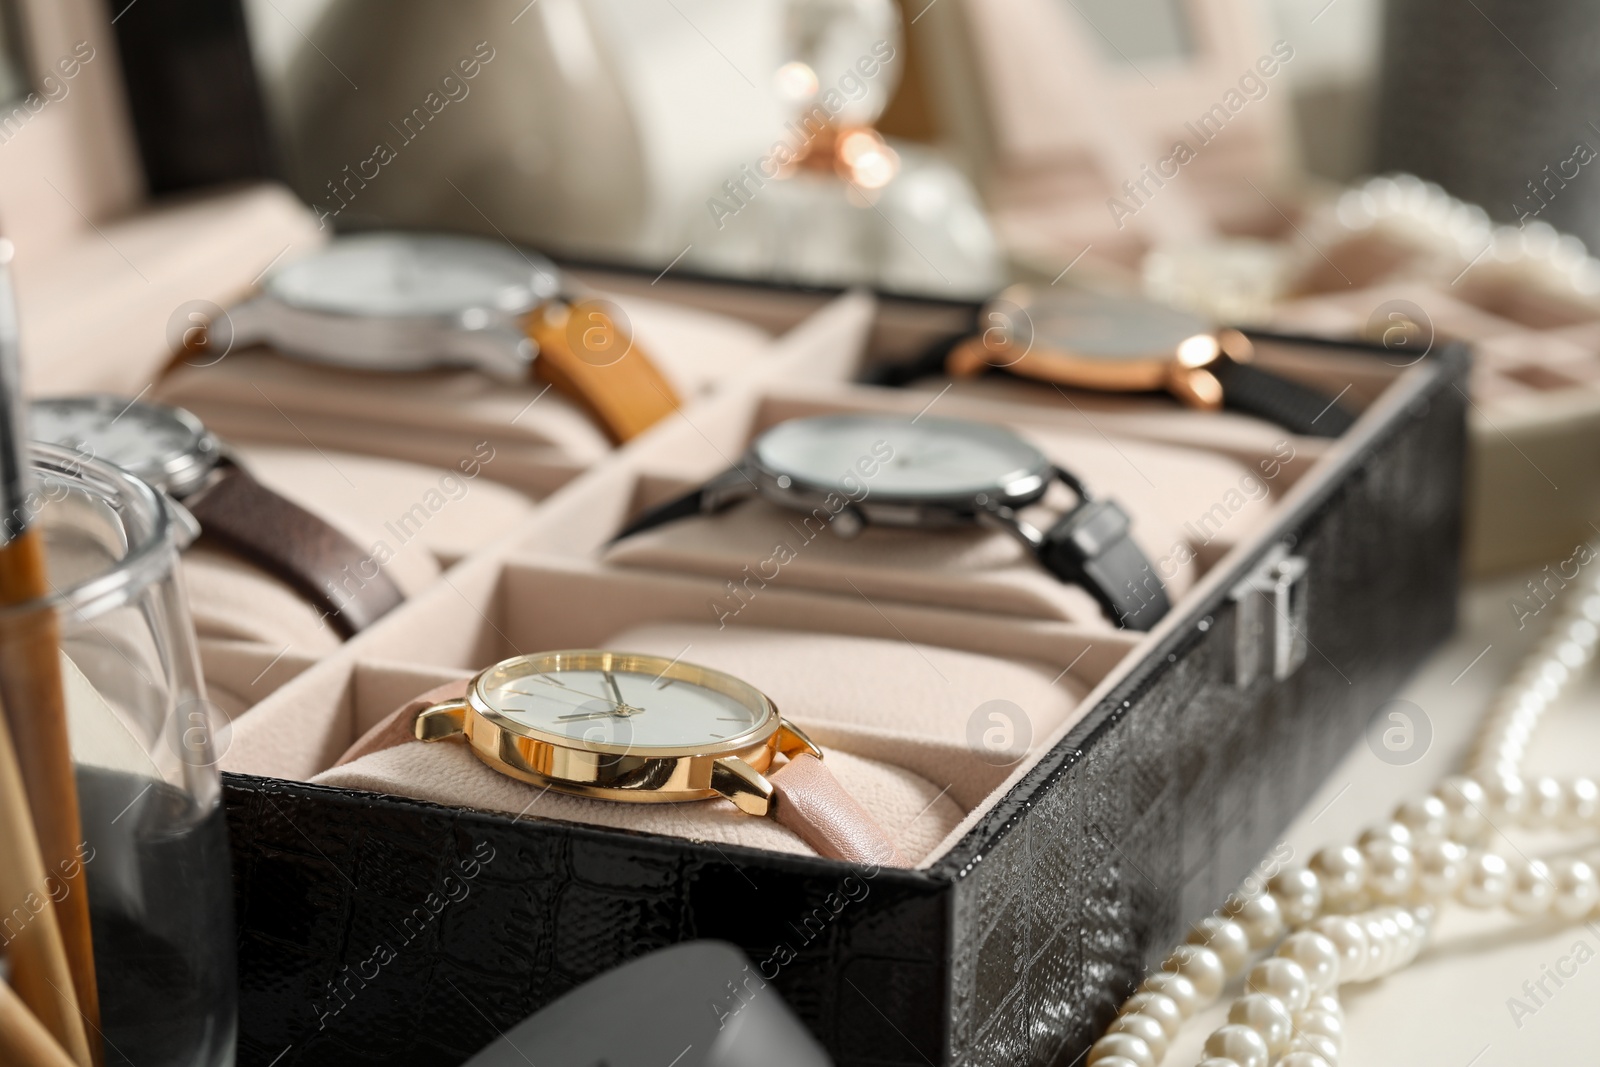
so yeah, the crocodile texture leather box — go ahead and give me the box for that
[216,304,1468,1066]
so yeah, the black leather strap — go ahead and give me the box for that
[612,485,715,541]
[1209,357,1355,437]
[1035,480,1169,631]
[184,462,405,638]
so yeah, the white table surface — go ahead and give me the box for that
[1160,570,1600,1066]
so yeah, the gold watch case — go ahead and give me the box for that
[946,284,1254,412]
[413,650,820,817]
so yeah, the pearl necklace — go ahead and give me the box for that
[1085,557,1600,1067]
[1328,173,1600,299]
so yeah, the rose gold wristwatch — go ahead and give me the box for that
[336,650,907,867]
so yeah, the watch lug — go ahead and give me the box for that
[976,505,1044,549]
[1168,364,1224,411]
[710,756,774,817]
[775,718,822,761]
[449,323,536,381]
[415,699,470,742]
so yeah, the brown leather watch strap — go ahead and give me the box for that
[184,462,405,639]
[768,753,907,868]
[335,678,470,767]
[526,299,680,444]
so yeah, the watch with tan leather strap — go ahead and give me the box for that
[221,232,681,443]
[334,650,907,867]
[30,395,404,637]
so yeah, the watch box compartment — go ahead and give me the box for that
[216,333,1467,1065]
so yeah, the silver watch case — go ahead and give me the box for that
[227,234,564,381]
[719,439,1055,545]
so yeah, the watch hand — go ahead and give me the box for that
[503,674,618,707]
[602,670,626,707]
[554,710,626,722]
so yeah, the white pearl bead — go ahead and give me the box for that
[1393,909,1425,964]
[1195,1060,1241,1067]
[1526,777,1565,829]
[1362,839,1415,901]
[1269,868,1324,926]
[1230,992,1294,1054]
[1563,777,1600,828]
[1394,795,1449,841]
[1508,858,1554,917]
[1168,944,1226,1003]
[1358,822,1413,849]
[1226,892,1286,949]
[1415,839,1468,899]
[1308,992,1344,1021]
[1362,914,1391,975]
[1376,913,1405,972]
[1087,1033,1153,1067]
[1482,775,1526,819]
[1309,916,1368,982]
[1458,851,1512,909]
[1434,777,1489,843]
[1106,1013,1168,1059]
[1087,1059,1140,1067]
[1205,1023,1270,1067]
[1187,916,1252,976]
[1288,1032,1341,1063]
[1247,957,1312,1013]
[1278,1053,1333,1067]
[1297,1008,1345,1052]
[1277,931,1341,992]
[1140,972,1201,1018]
[1549,857,1600,921]
[1119,992,1182,1038]
[1311,846,1367,911]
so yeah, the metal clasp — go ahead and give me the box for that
[1230,544,1310,687]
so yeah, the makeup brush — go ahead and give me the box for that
[0,975,78,1067]
[0,237,99,1063]
[0,704,90,1066]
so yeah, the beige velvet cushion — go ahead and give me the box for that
[603,429,1273,626]
[310,624,1084,864]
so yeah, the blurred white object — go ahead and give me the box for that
[263,0,788,265]
[685,141,1003,297]
[1143,239,1292,324]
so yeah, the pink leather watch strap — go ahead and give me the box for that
[334,679,470,767]
[768,753,907,868]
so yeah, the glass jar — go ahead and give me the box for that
[2,443,234,1066]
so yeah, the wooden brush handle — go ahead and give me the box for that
[0,981,78,1067]
[0,528,97,1066]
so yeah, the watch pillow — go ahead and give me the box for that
[602,428,1273,627]
[308,625,1083,863]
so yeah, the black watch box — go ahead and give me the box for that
[217,267,1467,1067]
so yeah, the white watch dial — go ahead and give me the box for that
[1024,291,1212,362]
[754,413,1047,499]
[31,395,215,495]
[265,233,561,319]
[479,659,769,751]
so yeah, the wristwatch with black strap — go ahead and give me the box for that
[613,412,1171,631]
[870,287,1357,438]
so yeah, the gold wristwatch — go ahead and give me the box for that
[337,650,906,867]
